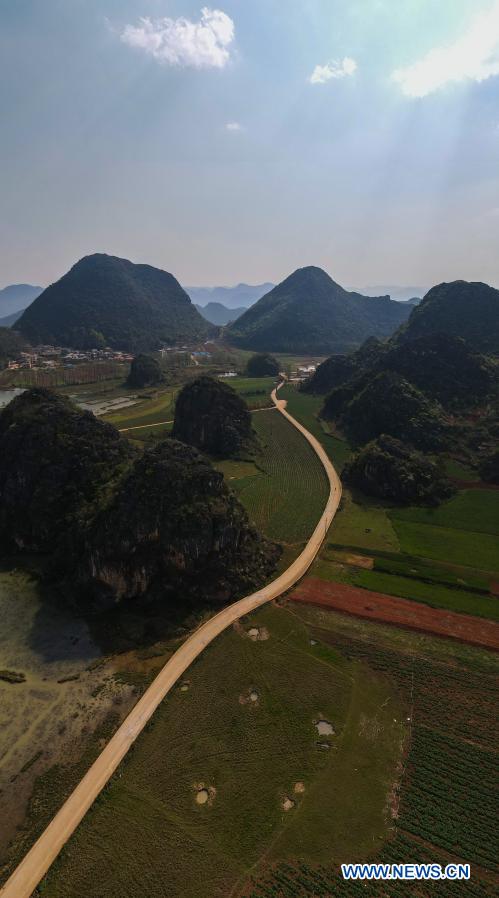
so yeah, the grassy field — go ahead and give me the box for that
[38,604,405,898]
[217,409,329,545]
[313,475,499,618]
[247,604,499,897]
[226,376,277,409]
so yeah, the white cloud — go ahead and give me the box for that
[226,122,243,132]
[392,2,499,97]
[309,57,357,85]
[121,8,235,69]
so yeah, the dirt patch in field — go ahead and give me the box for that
[330,551,374,569]
[289,577,499,651]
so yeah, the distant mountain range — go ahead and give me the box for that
[16,254,213,351]
[185,282,274,310]
[353,285,428,303]
[194,302,246,326]
[0,283,43,318]
[227,266,412,354]
[0,309,24,327]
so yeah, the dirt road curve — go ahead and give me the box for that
[0,384,342,898]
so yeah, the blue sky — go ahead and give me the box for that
[1,0,499,289]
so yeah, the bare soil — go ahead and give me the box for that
[290,577,499,651]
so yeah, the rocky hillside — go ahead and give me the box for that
[307,333,496,410]
[173,376,253,458]
[343,434,453,505]
[325,370,448,451]
[16,254,213,351]
[397,280,499,354]
[81,440,279,608]
[0,388,134,553]
[0,389,278,609]
[226,267,411,354]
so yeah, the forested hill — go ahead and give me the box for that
[16,254,213,351]
[226,266,411,353]
[397,280,499,354]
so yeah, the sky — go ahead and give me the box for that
[1,0,499,289]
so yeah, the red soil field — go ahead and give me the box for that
[290,577,499,651]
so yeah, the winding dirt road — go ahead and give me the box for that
[0,383,342,898]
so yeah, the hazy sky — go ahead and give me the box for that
[1,0,499,289]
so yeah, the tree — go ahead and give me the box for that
[246,353,280,377]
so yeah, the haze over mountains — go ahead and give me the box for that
[0,283,43,318]
[354,285,428,302]
[16,254,212,351]
[193,302,247,326]
[227,266,412,354]
[185,282,274,310]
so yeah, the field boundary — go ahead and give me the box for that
[291,577,499,651]
[0,382,342,898]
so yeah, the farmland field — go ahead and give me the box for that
[34,604,406,898]
[247,604,499,897]
[278,384,351,471]
[217,409,329,544]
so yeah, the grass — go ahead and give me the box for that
[391,489,499,537]
[228,376,277,410]
[328,490,400,553]
[38,604,405,898]
[390,519,499,573]
[353,569,499,619]
[224,410,329,544]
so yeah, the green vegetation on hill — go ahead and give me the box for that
[81,438,279,609]
[246,352,280,377]
[173,375,253,458]
[344,434,453,505]
[0,389,277,610]
[126,353,163,388]
[328,371,447,451]
[397,280,499,354]
[16,254,212,351]
[0,327,26,367]
[305,334,497,410]
[227,266,410,354]
[0,388,134,555]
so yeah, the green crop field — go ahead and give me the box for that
[391,489,499,537]
[390,519,499,573]
[36,604,405,898]
[279,384,352,471]
[217,409,329,544]
[247,604,499,897]
[228,376,277,409]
